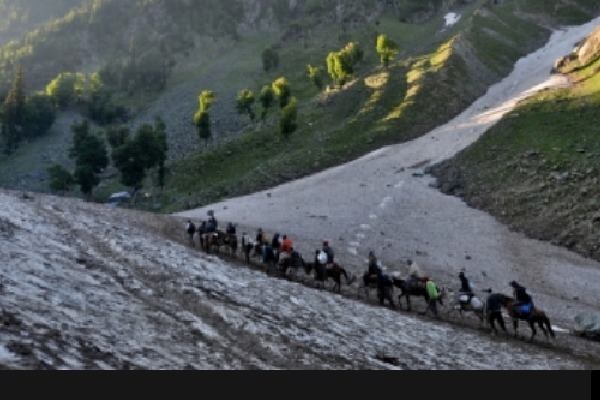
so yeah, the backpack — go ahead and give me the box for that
[426,281,438,299]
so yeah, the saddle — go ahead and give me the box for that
[458,292,473,305]
[409,281,425,291]
[512,303,533,318]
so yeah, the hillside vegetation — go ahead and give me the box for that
[430,24,600,263]
[1,0,600,262]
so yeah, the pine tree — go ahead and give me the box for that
[1,65,26,154]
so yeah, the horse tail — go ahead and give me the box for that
[340,267,349,282]
[545,315,555,338]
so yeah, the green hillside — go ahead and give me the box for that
[429,24,600,262]
[0,0,87,44]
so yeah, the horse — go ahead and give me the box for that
[393,277,446,312]
[495,293,555,342]
[202,232,222,254]
[303,251,356,293]
[221,233,238,257]
[446,290,487,327]
[278,250,307,279]
[360,273,395,308]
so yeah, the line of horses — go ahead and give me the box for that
[362,274,555,342]
[190,227,555,343]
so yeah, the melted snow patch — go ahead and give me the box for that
[445,13,460,26]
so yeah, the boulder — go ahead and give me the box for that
[573,313,600,340]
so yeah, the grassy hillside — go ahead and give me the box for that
[156,0,600,213]
[429,24,600,263]
[0,0,86,44]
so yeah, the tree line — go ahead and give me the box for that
[1,33,399,200]
[46,116,167,202]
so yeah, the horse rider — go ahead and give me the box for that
[485,289,507,335]
[407,259,423,289]
[209,214,218,230]
[510,280,534,317]
[206,216,216,233]
[278,234,293,267]
[362,250,380,286]
[255,227,264,244]
[271,233,281,260]
[321,239,335,265]
[458,269,474,303]
[254,228,264,257]
[198,220,207,248]
[226,222,236,235]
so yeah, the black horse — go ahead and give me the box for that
[303,251,355,293]
[278,250,306,279]
[496,293,555,342]
[361,273,395,308]
[393,277,445,312]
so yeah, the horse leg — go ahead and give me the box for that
[397,292,410,311]
[362,276,370,300]
[537,320,548,340]
[544,317,555,339]
[512,318,519,338]
[528,320,537,342]
[377,287,384,305]
[333,276,341,293]
[489,314,498,335]
[386,286,395,308]
[244,245,250,263]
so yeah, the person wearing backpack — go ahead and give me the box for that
[510,280,533,316]
[458,269,474,304]
[425,278,440,318]
[486,289,508,335]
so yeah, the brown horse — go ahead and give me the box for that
[303,251,356,293]
[201,231,237,256]
[278,250,306,279]
[393,277,446,312]
[496,293,555,342]
[221,233,238,256]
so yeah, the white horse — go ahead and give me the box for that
[446,289,488,327]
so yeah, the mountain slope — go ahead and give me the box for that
[0,0,87,45]
[430,23,600,263]
[1,0,600,263]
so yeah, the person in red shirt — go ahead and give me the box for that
[278,234,293,267]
